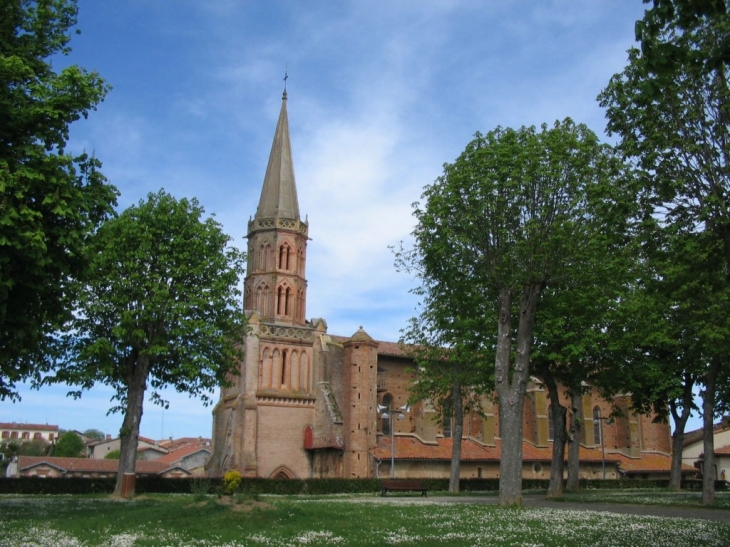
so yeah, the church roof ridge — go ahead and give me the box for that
[255,91,300,220]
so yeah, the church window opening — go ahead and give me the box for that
[281,350,288,387]
[277,286,284,314]
[382,394,393,435]
[593,406,602,445]
[278,244,292,270]
[285,287,291,315]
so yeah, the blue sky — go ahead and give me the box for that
[5,0,698,440]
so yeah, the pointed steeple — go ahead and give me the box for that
[256,91,300,220]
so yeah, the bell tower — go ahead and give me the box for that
[244,90,309,323]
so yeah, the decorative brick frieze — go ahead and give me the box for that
[259,323,314,342]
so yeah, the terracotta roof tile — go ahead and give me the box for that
[0,422,58,432]
[372,437,620,464]
[371,436,689,474]
[17,456,188,475]
[154,444,211,465]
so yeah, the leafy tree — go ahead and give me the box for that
[19,438,51,456]
[53,431,85,457]
[82,428,105,440]
[49,190,245,497]
[104,449,121,460]
[600,5,730,503]
[0,0,118,400]
[395,244,494,493]
[411,120,624,505]
[531,166,636,497]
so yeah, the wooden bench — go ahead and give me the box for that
[381,480,428,497]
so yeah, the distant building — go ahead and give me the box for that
[683,417,730,480]
[12,456,190,479]
[0,422,58,443]
[207,91,679,481]
[87,435,162,460]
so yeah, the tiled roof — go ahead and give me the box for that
[682,418,730,447]
[614,452,694,474]
[372,437,619,464]
[154,444,211,465]
[715,444,730,455]
[371,436,689,474]
[0,422,58,432]
[17,456,189,475]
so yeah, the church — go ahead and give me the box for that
[206,91,677,481]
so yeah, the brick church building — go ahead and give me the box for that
[207,91,678,481]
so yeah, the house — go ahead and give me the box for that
[207,90,678,481]
[87,435,165,460]
[13,456,190,478]
[154,443,211,476]
[683,417,730,480]
[0,422,58,443]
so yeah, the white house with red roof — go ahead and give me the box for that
[0,422,58,443]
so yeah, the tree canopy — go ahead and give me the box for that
[410,119,629,505]
[600,3,730,503]
[50,190,246,496]
[53,431,85,458]
[0,0,118,400]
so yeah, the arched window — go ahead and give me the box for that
[593,406,602,445]
[279,245,285,269]
[285,287,291,315]
[277,286,284,314]
[382,394,393,436]
[258,244,265,271]
[281,350,288,387]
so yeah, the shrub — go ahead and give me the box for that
[223,470,242,495]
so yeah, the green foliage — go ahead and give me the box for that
[104,449,120,460]
[46,190,245,493]
[18,438,50,456]
[223,470,242,495]
[82,428,105,440]
[53,431,85,458]
[408,119,631,502]
[0,0,119,400]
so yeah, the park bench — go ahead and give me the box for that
[381,480,428,497]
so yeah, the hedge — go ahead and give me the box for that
[0,476,724,496]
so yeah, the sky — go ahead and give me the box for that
[3,0,702,440]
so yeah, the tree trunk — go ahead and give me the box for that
[496,284,542,506]
[449,380,463,493]
[668,373,694,491]
[113,354,149,497]
[701,356,720,505]
[540,366,566,498]
[566,389,583,492]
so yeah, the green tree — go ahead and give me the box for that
[18,438,50,456]
[53,431,85,457]
[0,0,118,400]
[411,120,624,505]
[82,428,105,440]
[49,190,245,497]
[104,449,120,460]
[395,244,494,493]
[599,5,730,503]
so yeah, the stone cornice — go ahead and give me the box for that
[259,322,314,343]
[248,217,309,238]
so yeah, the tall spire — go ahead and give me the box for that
[256,92,300,220]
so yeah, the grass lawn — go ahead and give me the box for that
[559,489,730,509]
[0,493,729,546]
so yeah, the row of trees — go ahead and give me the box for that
[399,0,730,505]
[0,1,245,496]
